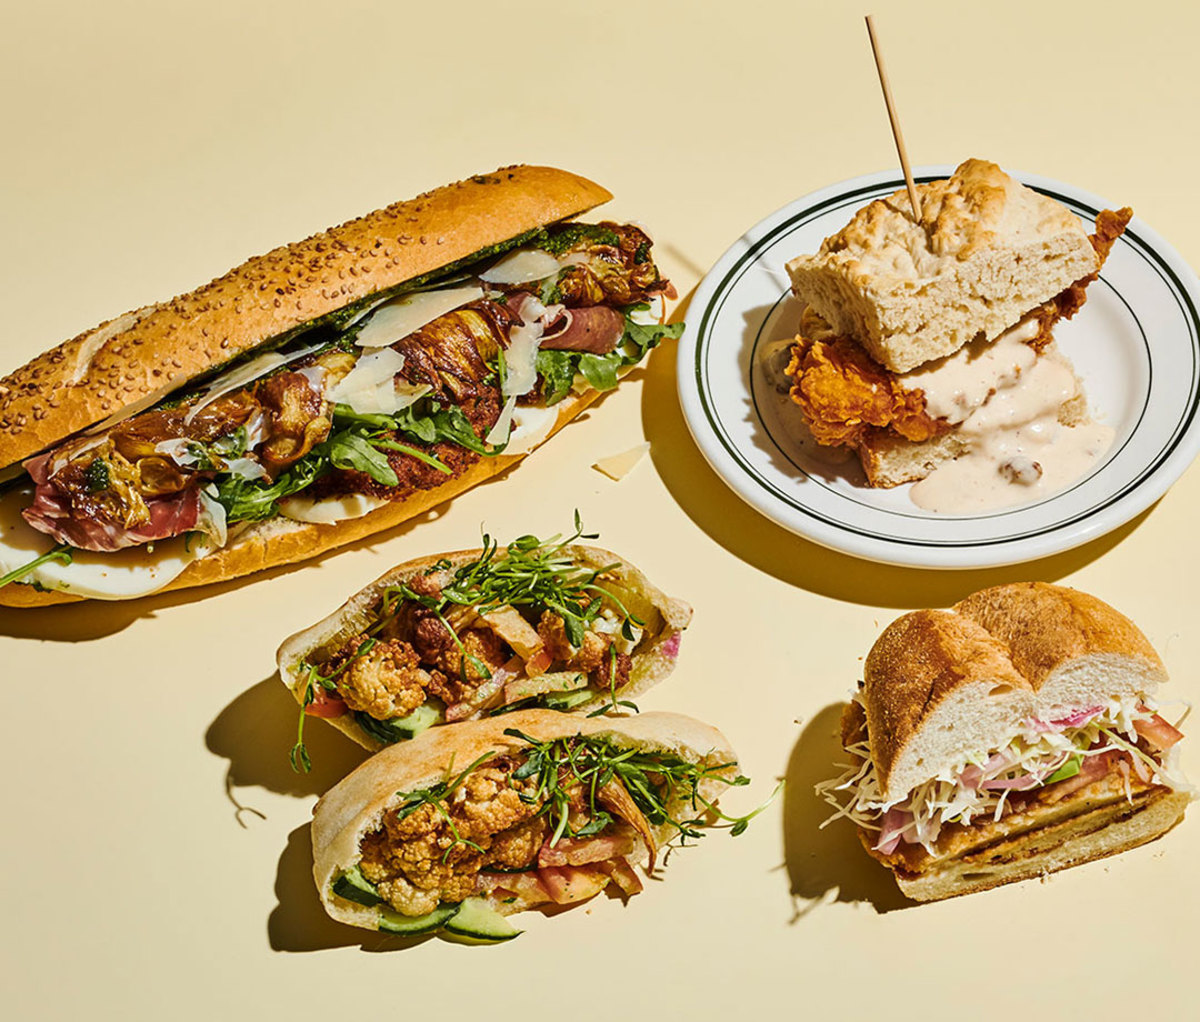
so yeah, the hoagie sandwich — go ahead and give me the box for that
[818,582,1192,901]
[311,710,749,942]
[277,520,691,770]
[0,166,679,605]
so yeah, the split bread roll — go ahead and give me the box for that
[312,710,741,939]
[782,159,1130,497]
[820,582,1192,902]
[277,538,692,758]
[786,158,1099,373]
[0,166,679,606]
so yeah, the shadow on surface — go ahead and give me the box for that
[645,288,1157,609]
[268,823,433,953]
[0,426,610,643]
[205,674,368,800]
[783,702,913,915]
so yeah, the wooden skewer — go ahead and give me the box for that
[864,14,922,220]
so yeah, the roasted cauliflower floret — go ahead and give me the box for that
[356,761,546,912]
[335,637,431,720]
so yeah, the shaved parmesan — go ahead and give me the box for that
[480,249,560,285]
[225,458,268,481]
[0,484,214,600]
[354,286,483,347]
[486,395,518,446]
[183,340,325,424]
[196,486,229,548]
[277,492,388,524]
[328,348,430,415]
[593,442,650,481]
[502,320,543,399]
[504,405,559,456]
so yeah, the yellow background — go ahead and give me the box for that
[2,1,1196,1018]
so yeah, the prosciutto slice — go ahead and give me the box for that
[22,451,201,552]
[540,306,625,354]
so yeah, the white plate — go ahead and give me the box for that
[678,167,1200,569]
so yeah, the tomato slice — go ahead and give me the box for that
[305,685,347,718]
[1134,714,1184,751]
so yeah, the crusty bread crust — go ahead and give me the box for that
[310,710,738,930]
[864,583,1168,799]
[785,159,1098,372]
[0,385,603,608]
[276,544,693,750]
[0,165,611,470]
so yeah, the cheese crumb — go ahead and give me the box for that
[592,442,650,481]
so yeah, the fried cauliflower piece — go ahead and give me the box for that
[335,637,432,720]
[357,763,547,914]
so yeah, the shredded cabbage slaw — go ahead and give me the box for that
[816,694,1192,858]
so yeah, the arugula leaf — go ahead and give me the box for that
[625,317,683,351]
[215,458,322,523]
[0,544,74,589]
[535,349,576,405]
[373,438,452,474]
[328,433,400,487]
[577,352,622,392]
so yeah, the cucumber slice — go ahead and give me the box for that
[542,687,595,711]
[356,703,444,744]
[505,671,588,704]
[377,902,461,936]
[442,897,522,942]
[331,864,382,907]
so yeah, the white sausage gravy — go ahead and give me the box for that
[902,319,1113,513]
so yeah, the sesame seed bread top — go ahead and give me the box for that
[0,165,612,470]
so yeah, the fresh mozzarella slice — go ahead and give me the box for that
[354,286,484,347]
[479,249,560,285]
[277,492,388,524]
[629,295,664,325]
[0,485,213,600]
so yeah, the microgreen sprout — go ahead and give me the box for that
[290,637,377,772]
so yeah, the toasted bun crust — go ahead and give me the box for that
[0,165,611,470]
[276,543,693,750]
[785,159,1098,372]
[0,388,602,608]
[864,582,1167,799]
[310,710,738,930]
[892,789,1189,901]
